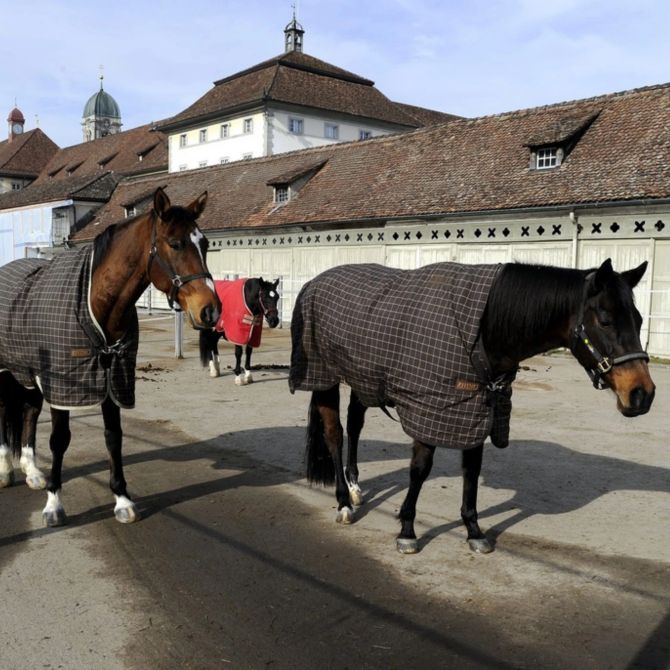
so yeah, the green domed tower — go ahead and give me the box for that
[81,75,122,142]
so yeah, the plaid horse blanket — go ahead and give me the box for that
[0,245,138,409]
[214,279,263,347]
[289,262,512,449]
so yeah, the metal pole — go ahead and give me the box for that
[175,310,183,359]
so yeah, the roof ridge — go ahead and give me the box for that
[458,81,670,125]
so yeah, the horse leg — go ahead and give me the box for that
[345,392,366,506]
[209,333,220,378]
[461,443,493,553]
[234,345,246,385]
[42,408,71,527]
[397,440,435,554]
[309,387,353,524]
[0,391,13,488]
[243,345,253,384]
[102,397,139,523]
[19,388,46,490]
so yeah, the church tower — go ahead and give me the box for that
[7,106,25,143]
[81,75,122,142]
[284,10,304,53]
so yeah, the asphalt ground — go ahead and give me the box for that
[0,312,668,669]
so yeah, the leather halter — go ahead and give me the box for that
[258,286,279,320]
[146,213,212,310]
[570,275,649,389]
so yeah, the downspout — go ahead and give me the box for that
[569,209,578,269]
[644,238,656,351]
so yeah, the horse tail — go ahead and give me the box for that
[199,329,216,367]
[305,394,335,485]
[0,373,25,458]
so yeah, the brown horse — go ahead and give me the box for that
[0,187,220,526]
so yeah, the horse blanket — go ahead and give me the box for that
[289,262,513,450]
[215,279,263,347]
[0,245,138,409]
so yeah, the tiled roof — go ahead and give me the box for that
[32,123,168,186]
[159,51,424,130]
[75,82,670,241]
[0,172,121,210]
[0,128,59,177]
[391,101,463,126]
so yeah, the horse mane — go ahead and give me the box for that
[484,263,588,344]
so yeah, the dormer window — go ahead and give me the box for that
[536,147,560,169]
[274,186,290,204]
[125,205,137,218]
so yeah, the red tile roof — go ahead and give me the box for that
[68,82,670,240]
[0,128,59,178]
[159,51,434,130]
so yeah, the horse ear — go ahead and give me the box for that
[273,278,279,287]
[154,188,170,218]
[188,191,208,219]
[621,261,648,289]
[592,258,614,293]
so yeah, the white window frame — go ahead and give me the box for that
[288,117,304,134]
[243,118,254,134]
[220,123,230,138]
[274,186,290,203]
[536,147,558,169]
[242,152,253,160]
[179,134,188,147]
[198,160,208,168]
[220,157,229,164]
[199,129,208,143]
[179,164,188,171]
[325,123,339,140]
[125,205,137,218]
[359,129,372,140]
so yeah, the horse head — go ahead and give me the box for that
[150,188,220,329]
[256,277,281,328]
[571,258,655,416]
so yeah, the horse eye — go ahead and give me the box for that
[597,309,613,327]
[168,239,185,251]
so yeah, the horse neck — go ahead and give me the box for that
[244,279,261,314]
[90,214,154,342]
[482,264,586,372]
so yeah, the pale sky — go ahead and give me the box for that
[3,0,669,148]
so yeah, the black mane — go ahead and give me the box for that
[483,263,587,345]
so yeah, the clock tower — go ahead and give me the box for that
[82,75,122,142]
[7,106,25,143]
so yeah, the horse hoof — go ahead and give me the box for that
[468,538,494,554]
[26,473,47,490]
[234,375,245,386]
[42,509,67,527]
[0,471,14,488]
[336,506,354,524]
[396,537,419,554]
[348,484,363,507]
[244,373,253,384]
[114,504,140,524]
[208,364,220,378]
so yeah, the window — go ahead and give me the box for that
[359,130,372,140]
[125,205,136,218]
[536,147,558,169]
[288,117,304,134]
[325,123,339,140]
[275,186,289,203]
[220,157,229,164]
[242,153,253,160]
[179,134,188,147]
[243,118,253,134]
[198,161,208,168]
[220,123,230,138]
[199,129,208,143]
[11,183,21,191]
[179,164,188,171]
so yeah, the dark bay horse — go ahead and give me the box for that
[289,259,655,554]
[199,277,280,384]
[0,187,220,526]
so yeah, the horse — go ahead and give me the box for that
[289,259,655,554]
[0,187,220,527]
[199,277,280,384]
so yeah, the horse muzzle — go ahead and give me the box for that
[618,384,655,417]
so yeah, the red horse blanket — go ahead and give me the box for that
[215,279,263,347]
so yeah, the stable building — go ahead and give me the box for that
[74,82,670,357]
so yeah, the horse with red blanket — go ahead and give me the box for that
[199,277,280,384]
